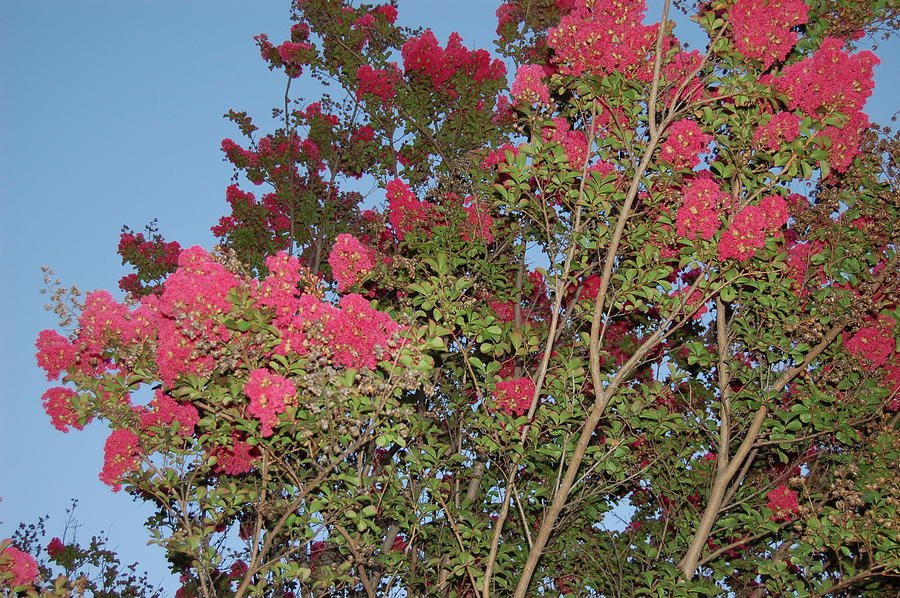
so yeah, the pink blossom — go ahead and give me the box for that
[844,316,896,369]
[374,5,398,24]
[326,293,402,370]
[42,386,90,433]
[402,31,505,96]
[675,171,726,241]
[212,433,259,475]
[386,178,435,240]
[731,0,809,69]
[493,377,535,416]
[35,329,76,381]
[328,234,378,292]
[140,389,199,437]
[46,537,65,558]
[244,369,297,437]
[547,0,658,79]
[0,543,38,588]
[718,196,787,262]
[510,64,551,106]
[356,64,401,105]
[659,120,712,171]
[766,485,799,521]
[753,111,802,152]
[774,38,878,117]
[99,429,142,492]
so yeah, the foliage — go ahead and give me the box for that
[19,0,900,596]
[1,500,163,596]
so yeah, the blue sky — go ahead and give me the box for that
[1,1,896,593]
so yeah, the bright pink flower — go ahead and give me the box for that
[510,64,551,106]
[356,64,401,105]
[844,316,896,369]
[140,389,199,437]
[155,246,241,386]
[659,120,712,171]
[0,543,38,588]
[326,293,402,370]
[493,377,535,416]
[244,369,297,437]
[386,178,435,240]
[99,429,142,492]
[490,301,516,323]
[547,0,658,79]
[675,171,726,241]
[718,196,787,262]
[718,207,768,262]
[774,38,878,117]
[374,4,397,23]
[212,433,259,475]
[402,31,505,96]
[42,386,89,433]
[35,329,76,381]
[46,538,64,558]
[496,3,522,37]
[481,143,519,170]
[328,234,378,292]
[766,485,799,521]
[817,110,869,173]
[753,111,802,152]
[730,0,809,69]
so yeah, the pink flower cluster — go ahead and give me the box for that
[35,329,76,381]
[543,117,589,169]
[481,143,519,170]
[328,233,378,292]
[785,240,824,294]
[730,0,809,69]
[0,543,38,588]
[46,538,65,558]
[155,247,241,385]
[356,64,401,105]
[140,389,200,437]
[775,39,878,117]
[675,171,727,241]
[99,429,143,492]
[510,64,551,107]
[672,288,709,320]
[496,2,522,37]
[773,38,879,172]
[244,368,297,437]
[766,484,799,521]
[659,120,712,171]
[547,0,657,79]
[844,315,896,370]
[255,27,313,78]
[753,111,802,152]
[718,195,788,262]
[386,178,434,241]
[42,386,90,432]
[212,433,259,475]
[255,252,404,369]
[401,31,506,96]
[493,377,535,416]
[330,293,402,370]
[374,4,398,24]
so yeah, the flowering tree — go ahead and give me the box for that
[14,0,900,596]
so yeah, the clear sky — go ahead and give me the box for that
[1,1,896,594]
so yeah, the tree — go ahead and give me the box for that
[13,0,899,596]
